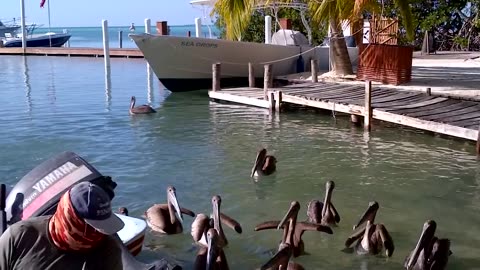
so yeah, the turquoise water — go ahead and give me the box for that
[1,55,480,269]
[36,25,220,48]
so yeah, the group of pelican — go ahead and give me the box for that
[119,148,452,270]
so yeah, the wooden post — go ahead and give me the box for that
[269,91,275,111]
[102,20,111,80]
[187,31,191,37]
[274,91,282,112]
[248,62,255,88]
[311,59,318,83]
[351,114,360,125]
[477,124,480,155]
[264,64,273,100]
[118,31,123,48]
[426,87,432,96]
[364,80,372,130]
[212,63,221,91]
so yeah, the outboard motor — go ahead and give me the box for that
[1,151,182,270]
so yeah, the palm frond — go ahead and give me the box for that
[393,0,414,41]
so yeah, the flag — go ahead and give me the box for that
[40,0,47,8]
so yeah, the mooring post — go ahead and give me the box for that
[101,20,111,76]
[269,91,275,111]
[264,64,273,100]
[248,62,255,88]
[274,91,282,112]
[118,30,123,48]
[364,80,372,130]
[212,63,221,91]
[351,114,360,125]
[476,124,480,155]
[311,59,318,83]
[426,87,432,96]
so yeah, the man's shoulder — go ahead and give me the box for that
[8,216,50,234]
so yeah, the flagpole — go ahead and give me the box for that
[20,0,27,52]
[47,0,52,47]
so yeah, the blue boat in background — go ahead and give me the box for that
[1,23,71,48]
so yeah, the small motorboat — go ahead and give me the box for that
[2,151,145,256]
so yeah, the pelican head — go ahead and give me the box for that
[405,220,437,270]
[167,185,183,223]
[118,207,129,216]
[206,228,219,270]
[353,201,379,230]
[278,201,300,230]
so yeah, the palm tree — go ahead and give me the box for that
[213,0,414,75]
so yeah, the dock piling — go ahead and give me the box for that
[212,63,221,91]
[269,92,275,111]
[274,91,282,112]
[311,59,318,83]
[364,80,372,130]
[144,18,151,34]
[426,87,432,96]
[195,18,202,38]
[101,20,111,73]
[248,63,255,88]
[118,31,123,48]
[264,64,273,100]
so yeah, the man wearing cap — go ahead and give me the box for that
[0,181,125,269]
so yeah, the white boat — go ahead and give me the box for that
[130,33,317,92]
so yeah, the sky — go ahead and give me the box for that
[1,0,213,27]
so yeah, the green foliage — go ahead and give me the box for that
[215,8,327,45]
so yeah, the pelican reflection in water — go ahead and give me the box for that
[144,186,195,234]
[345,201,394,257]
[404,220,451,270]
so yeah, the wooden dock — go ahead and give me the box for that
[209,63,480,154]
[0,47,144,58]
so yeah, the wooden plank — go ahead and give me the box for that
[373,109,478,141]
[441,112,480,124]
[371,92,422,104]
[371,95,433,109]
[381,97,449,111]
[284,84,360,95]
[447,117,480,128]
[301,86,365,99]
[387,99,458,115]
[281,93,365,116]
[420,106,480,121]
[209,91,270,108]
[406,103,477,118]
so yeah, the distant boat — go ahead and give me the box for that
[1,23,71,48]
[0,19,21,38]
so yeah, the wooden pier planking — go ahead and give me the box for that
[0,47,144,58]
[209,81,480,143]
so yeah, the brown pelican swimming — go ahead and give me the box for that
[404,220,451,270]
[344,201,394,257]
[306,181,340,226]
[129,96,156,115]
[255,201,333,258]
[194,228,230,270]
[191,195,242,248]
[251,148,277,178]
[144,186,195,234]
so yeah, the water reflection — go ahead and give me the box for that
[47,60,56,108]
[147,62,154,104]
[105,65,112,111]
[22,56,32,115]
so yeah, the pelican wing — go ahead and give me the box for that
[345,226,366,248]
[428,238,451,269]
[260,245,292,270]
[220,213,242,234]
[191,214,210,242]
[330,202,341,223]
[181,207,196,217]
[377,224,394,257]
[255,221,282,231]
[296,222,333,234]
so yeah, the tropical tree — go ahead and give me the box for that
[213,0,414,76]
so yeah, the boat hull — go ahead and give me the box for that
[130,34,316,92]
[4,33,71,48]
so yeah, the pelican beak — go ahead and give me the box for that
[321,181,335,217]
[206,229,218,270]
[353,201,379,230]
[251,148,267,178]
[168,188,183,223]
[212,195,221,229]
[406,220,436,270]
[278,201,300,230]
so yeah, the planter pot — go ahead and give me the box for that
[356,43,414,85]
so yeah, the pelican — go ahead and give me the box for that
[144,186,195,234]
[404,220,451,270]
[255,201,333,258]
[194,228,230,270]
[191,195,242,248]
[344,201,394,257]
[129,96,156,115]
[306,180,340,226]
[251,148,277,178]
